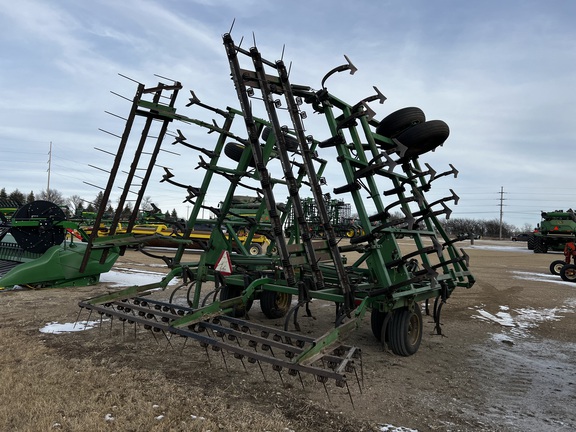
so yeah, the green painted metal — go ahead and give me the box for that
[76,31,475,388]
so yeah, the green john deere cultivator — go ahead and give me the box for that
[0,200,120,288]
[77,32,475,393]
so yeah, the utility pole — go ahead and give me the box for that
[47,141,52,199]
[499,186,506,239]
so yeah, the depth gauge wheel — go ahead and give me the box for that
[386,304,423,356]
[560,264,576,282]
[260,290,292,319]
[550,260,567,276]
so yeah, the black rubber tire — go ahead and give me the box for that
[533,237,547,254]
[527,234,535,250]
[262,126,299,152]
[560,264,576,282]
[219,285,252,317]
[386,304,423,356]
[260,290,292,319]
[248,243,263,255]
[550,260,567,276]
[396,120,450,158]
[224,142,255,167]
[376,107,426,142]
[370,308,388,341]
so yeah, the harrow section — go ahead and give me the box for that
[76,30,475,393]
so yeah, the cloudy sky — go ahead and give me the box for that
[1,0,574,229]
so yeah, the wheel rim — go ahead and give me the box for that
[407,310,422,347]
[566,268,576,280]
[275,292,291,310]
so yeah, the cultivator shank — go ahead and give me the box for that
[77,31,474,392]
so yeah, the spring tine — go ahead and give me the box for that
[83,309,93,330]
[354,366,363,394]
[162,330,173,349]
[122,320,126,339]
[98,313,103,334]
[322,379,331,401]
[109,316,114,336]
[150,329,160,345]
[257,360,267,381]
[179,337,188,355]
[239,356,247,372]
[220,350,229,372]
[73,307,83,329]
[297,370,305,390]
[346,381,355,408]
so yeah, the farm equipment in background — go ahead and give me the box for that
[284,197,362,239]
[0,200,120,288]
[76,31,474,395]
[529,210,576,253]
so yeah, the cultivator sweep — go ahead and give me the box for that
[77,31,474,392]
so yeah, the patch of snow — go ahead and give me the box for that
[472,303,574,339]
[190,414,206,420]
[155,415,165,420]
[104,413,114,422]
[464,245,532,253]
[40,320,107,334]
[510,270,576,286]
[379,424,418,432]
[100,268,177,288]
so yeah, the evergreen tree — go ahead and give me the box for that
[8,189,25,205]
[171,208,178,219]
[0,188,7,200]
[26,191,35,203]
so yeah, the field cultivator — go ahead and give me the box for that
[77,31,474,394]
[0,200,120,288]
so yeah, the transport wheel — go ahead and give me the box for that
[375,107,426,150]
[386,304,423,356]
[224,142,255,167]
[370,308,388,341]
[345,228,356,238]
[550,260,567,276]
[248,243,263,255]
[560,264,576,282]
[260,290,292,319]
[396,120,450,159]
[261,126,299,151]
[219,285,252,317]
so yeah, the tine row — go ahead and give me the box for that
[78,298,362,387]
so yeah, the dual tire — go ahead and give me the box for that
[371,303,423,356]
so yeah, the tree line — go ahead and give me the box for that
[1,187,533,237]
[0,188,179,220]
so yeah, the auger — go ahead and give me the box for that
[76,31,475,398]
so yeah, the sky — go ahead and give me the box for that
[1,0,575,229]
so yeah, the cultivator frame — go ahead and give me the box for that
[77,32,474,393]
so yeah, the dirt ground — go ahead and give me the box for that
[1,239,575,431]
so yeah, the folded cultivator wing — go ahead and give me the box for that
[77,32,474,395]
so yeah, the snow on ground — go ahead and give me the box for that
[99,268,177,287]
[39,268,176,334]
